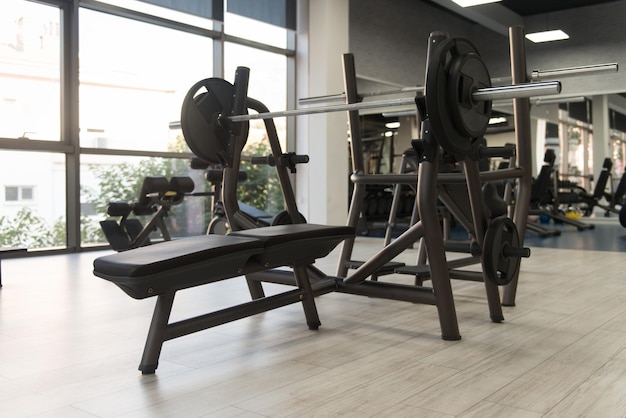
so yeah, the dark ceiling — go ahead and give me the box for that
[499,0,621,16]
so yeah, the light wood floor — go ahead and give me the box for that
[1,222,625,417]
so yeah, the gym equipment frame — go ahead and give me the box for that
[92,26,613,374]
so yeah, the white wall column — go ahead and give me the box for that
[534,118,546,177]
[295,0,349,225]
[592,95,611,176]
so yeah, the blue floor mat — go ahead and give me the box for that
[524,217,626,252]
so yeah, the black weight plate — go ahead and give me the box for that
[425,37,490,159]
[180,78,248,166]
[447,52,492,139]
[271,210,307,226]
[482,217,521,286]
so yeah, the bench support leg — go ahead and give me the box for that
[139,291,175,374]
[292,264,322,330]
[245,277,266,300]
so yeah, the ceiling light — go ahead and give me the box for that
[385,121,400,129]
[525,30,570,43]
[451,0,501,7]
[488,116,507,125]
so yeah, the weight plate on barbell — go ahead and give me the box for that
[425,37,492,159]
[447,52,492,139]
[180,78,249,166]
[482,217,523,286]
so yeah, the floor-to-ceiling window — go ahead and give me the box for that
[558,101,594,192]
[0,0,296,252]
[78,3,217,245]
[0,0,66,249]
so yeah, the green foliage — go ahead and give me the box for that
[239,140,285,214]
[0,208,65,248]
[0,138,285,249]
[81,213,105,244]
[81,157,196,244]
[83,158,188,216]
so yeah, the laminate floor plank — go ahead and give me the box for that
[0,232,625,416]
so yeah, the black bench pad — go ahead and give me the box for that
[229,224,355,266]
[93,235,263,299]
[94,224,355,300]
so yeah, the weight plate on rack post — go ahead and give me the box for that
[425,37,492,159]
[482,217,527,286]
[180,78,249,165]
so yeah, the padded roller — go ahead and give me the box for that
[106,202,132,217]
[137,176,169,207]
[169,176,195,194]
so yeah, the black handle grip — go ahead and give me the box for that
[289,154,310,164]
[250,155,275,166]
[478,145,516,159]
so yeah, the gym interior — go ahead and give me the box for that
[2,0,626,416]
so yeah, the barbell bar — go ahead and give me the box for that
[298,62,616,105]
[495,62,618,84]
[226,81,561,123]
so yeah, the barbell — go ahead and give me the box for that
[226,81,559,123]
[180,36,562,165]
[299,62,617,105]
[181,79,559,164]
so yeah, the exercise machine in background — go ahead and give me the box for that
[99,176,195,251]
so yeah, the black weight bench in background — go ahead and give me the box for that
[93,224,354,374]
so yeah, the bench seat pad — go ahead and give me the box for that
[229,223,355,266]
[93,235,264,299]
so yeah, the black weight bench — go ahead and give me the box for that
[93,223,354,374]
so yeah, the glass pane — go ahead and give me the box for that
[21,186,34,200]
[227,0,295,30]
[566,126,584,177]
[81,154,213,247]
[611,136,625,176]
[224,42,287,141]
[225,8,288,49]
[0,150,66,249]
[224,42,287,214]
[90,0,217,28]
[79,9,213,152]
[0,0,61,141]
[5,187,18,202]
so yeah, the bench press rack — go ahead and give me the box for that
[94,27,566,374]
